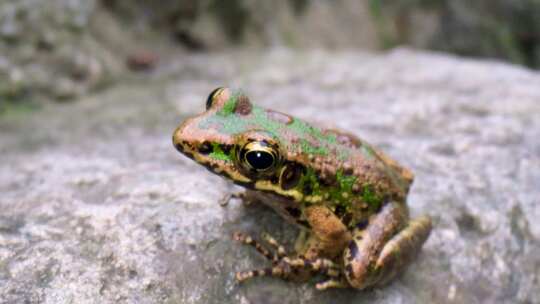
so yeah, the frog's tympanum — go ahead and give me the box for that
[172,88,432,290]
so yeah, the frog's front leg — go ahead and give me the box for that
[343,201,432,290]
[233,231,340,282]
[302,205,352,259]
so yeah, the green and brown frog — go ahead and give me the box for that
[172,87,432,290]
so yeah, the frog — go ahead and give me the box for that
[172,87,432,290]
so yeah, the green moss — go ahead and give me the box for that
[369,0,540,69]
[368,0,400,49]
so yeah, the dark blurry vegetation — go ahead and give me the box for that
[1,0,539,112]
[370,0,540,68]
[1,0,351,111]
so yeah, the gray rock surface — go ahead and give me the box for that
[1,49,539,303]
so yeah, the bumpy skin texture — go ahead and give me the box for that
[172,88,432,290]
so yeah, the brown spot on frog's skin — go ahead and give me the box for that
[342,161,355,175]
[323,129,363,149]
[266,110,293,125]
[235,94,253,115]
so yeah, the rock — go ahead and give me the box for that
[0,0,116,103]
[0,49,539,303]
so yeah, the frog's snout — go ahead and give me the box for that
[172,121,191,155]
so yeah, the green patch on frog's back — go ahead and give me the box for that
[300,166,383,214]
[200,93,349,160]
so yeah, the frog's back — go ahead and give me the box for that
[283,124,414,212]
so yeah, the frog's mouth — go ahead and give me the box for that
[173,121,253,185]
[175,141,251,183]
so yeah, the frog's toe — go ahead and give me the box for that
[233,232,343,286]
[235,261,293,283]
[261,232,287,258]
[315,278,349,290]
[233,231,291,262]
[233,232,276,261]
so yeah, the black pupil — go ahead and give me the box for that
[246,150,274,170]
[206,87,223,110]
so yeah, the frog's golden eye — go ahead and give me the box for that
[239,141,280,173]
[206,87,225,110]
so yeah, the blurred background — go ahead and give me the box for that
[2,0,540,108]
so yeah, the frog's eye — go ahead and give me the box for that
[239,141,280,173]
[206,87,225,110]
[246,150,274,171]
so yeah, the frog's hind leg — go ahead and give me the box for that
[343,201,432,290]
[315,278,349,290]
